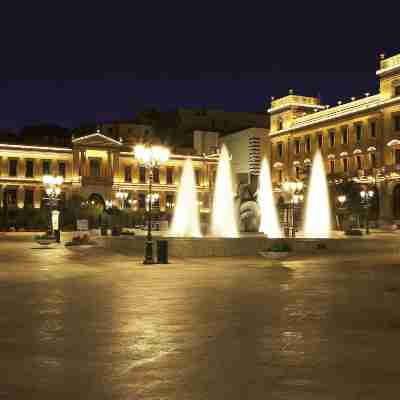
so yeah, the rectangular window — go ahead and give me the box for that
[166,167,174,185]
[5,189,17,206]
[343,158,348,173]
[195,170,201,186]
[394,116,400,131]
[395,149,400,164]
[395,86,400,97]
[277,143,283,158]
[9,159,17,177]
[89,159,100,177]
[59,161,66,178]
[24,190,34,207]
[42,160,51,176]
[153,167,160,183]
[295,166,300,179]
[295,140,300,154]
[355,124,362,142]
[124,166,132,182]
[138,193,146,209]
[329,131,335,147]
[341,127,348,144]
[278,170,282,182]
[139,166,146,183]
[25,160,34,178]
[356,155,362,170]
[166,194,174,209]
[305,136,311,153]
[330,160,335,174]
[318,134,323,148]
[370,121,376,138]
[371,153,376,168]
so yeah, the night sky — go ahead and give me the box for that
[0,3,399,130]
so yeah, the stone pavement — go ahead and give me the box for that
[0,241,400,398]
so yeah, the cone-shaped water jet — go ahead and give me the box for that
[211,145,239,237]
[258,157,282,238]
[170,158,202,237]
[304,150,331,238]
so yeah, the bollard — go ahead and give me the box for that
[157,240,169,264]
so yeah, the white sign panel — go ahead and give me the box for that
[77,219,89,231]
[51,210,60,231]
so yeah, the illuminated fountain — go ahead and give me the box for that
[211,145,239,237]
[258,157,282,238]
[170,158,202,237]
[303,150,331,238]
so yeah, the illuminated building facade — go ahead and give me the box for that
[0,132,217,213]
[268,52,400,222]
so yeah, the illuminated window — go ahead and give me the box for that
[343,158,348,172]
[138,193,146,209]
[195,169,201,186]
[295,140,300,154]
[24,190,34,207]
[329,131,335,147]
[277,143,283,158]
[5,189,17,206]
[317,134,323,148]
[139,166,146,183]
[9,159,17,177]
[395,149,400,164]
[394,116,400,131]
[370,121,376,138]
[305,136,311,153]
[166,194,174,209]
[59,161,66,178]
[25,160,34,178]
[330,160,335,174]
[42,160,51,175]
[89,159,100,177]
[166,167,174,184]
[371,153,376,168]
[341,127,348,144]
[153,167,160,183]
[124,166,132,182]
[355,124,362,142]
[356,155,362,170]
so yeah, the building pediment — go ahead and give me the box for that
[72,132,122,148]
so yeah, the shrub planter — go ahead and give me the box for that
[260,251,291,260]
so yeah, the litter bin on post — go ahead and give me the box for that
[157,240,169,264]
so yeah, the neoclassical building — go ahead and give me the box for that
[268,52,400,222]
[0,132,217,213]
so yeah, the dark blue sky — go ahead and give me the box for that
[0,2,398,129]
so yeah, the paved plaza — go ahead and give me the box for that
[1,240,400,399]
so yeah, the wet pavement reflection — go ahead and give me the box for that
[0,243,400,398]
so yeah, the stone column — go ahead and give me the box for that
[107,151,112,177]
[159,192,166,212]
[113,151,120,181]
[17,186,24,208]
[33,187,41,209]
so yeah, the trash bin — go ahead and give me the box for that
[157,240,169,264]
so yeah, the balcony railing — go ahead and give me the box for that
[81,176,113,186]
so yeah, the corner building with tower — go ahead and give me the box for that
[268,52,400,224]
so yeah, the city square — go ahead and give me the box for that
[1,238,400,399]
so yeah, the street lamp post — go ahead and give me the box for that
[337,194,347,231]
[42,175,64,241]
[360,189,374,235]
[134,144,170,264]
